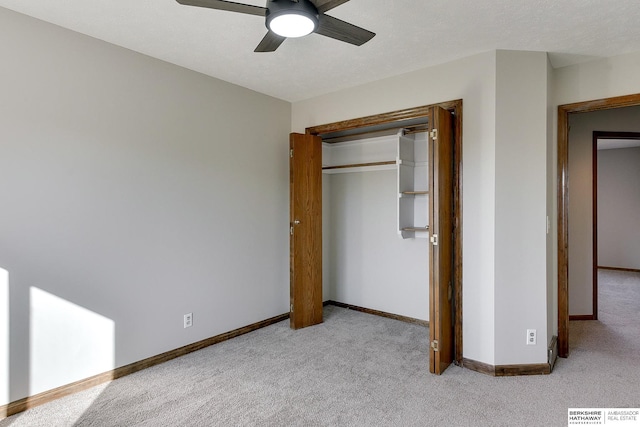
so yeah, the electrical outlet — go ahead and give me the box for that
[184,313,193,329]
[526,329,536,345]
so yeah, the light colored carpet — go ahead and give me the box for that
[1,269,639,427]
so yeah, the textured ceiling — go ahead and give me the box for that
[2,0,640,102]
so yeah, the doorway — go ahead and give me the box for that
[557,94,640,357]
[590,131,640,321]
[292,101,463,369]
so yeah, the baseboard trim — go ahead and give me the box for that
[461,358,495,376]
[0,311,290,420]
[495,363,551,376]
[325,300,429,327]
[462,358,551,377]
[598,266,640,273]
[569,314,596,321]
[1,371,118,420]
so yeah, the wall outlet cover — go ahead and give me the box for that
[526,329,536,345]
[184,313,193,328]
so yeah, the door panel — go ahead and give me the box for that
[429,107,454,374]
[290,133,323,329]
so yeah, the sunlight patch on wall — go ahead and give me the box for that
[29,287,115,395]
[0,269,8,406]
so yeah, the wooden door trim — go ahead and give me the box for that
[306,101,461,136]
[557,93,640,358]
[306,100,464,364]
[592,131,599,322]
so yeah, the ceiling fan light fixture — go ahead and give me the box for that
[269,13,316,38]
[265,0,319,38]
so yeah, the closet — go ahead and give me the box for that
[290,103,459,374]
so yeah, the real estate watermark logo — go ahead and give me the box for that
[568,408,640,426]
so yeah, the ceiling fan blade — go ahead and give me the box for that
[176,0,266,17]
[315,14,375,46]
[312,0,351,14]
[255,31,287,52]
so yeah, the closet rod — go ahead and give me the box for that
[322,160,396,170]
[322,124,427,144]
[401,226,430,232]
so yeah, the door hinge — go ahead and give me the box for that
[430,129,438,140]
[290,148,293,158]
[430,234,438,246]
[431,340,439,351]
[290,303,293,312]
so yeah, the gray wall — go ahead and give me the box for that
[294,50,552,366]
[598,147,640,269]
[567,106,640,316]
[0,8,291,404]
[326,170,429,320]
[293,51,501,364]
[493,51,548,365]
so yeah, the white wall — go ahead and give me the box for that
[566,107,640,315]
[326,169,429,320]
[553,51,640,106]
[598,147,640,269]
[294,51,499,364]
[0,8,291,405]
[322,174,333,301]
[295,50,555,366]
[494,51,548,365]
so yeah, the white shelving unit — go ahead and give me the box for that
[397,131,429,239]
[320,129,429,239]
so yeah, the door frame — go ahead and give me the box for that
[306,100,464,364]
[590,131,640,323]
[557,93,640,358]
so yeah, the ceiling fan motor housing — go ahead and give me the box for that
[266,0,319,34]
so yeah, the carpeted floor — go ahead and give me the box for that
[1,269,639,426]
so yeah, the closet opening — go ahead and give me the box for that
[290,101,462,373]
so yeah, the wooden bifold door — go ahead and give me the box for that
[289,133,323,330]
[289,105,457,374]
[428,106,454,374]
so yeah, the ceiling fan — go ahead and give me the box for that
[176,0,375,52]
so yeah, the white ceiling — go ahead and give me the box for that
[2,0,640,102]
